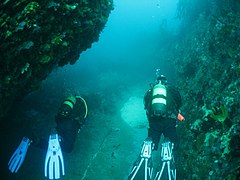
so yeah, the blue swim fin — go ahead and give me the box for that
[8,137,31,173]
[44,134,65,179]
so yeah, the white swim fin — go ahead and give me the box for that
[44,134,65,179]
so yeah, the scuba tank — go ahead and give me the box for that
[151,83,167,116]
[58,96,77,117]
[63,96,88,119]
[63,96,76,110]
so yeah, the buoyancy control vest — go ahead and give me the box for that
[151,83,167,116]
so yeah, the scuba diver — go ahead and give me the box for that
[144,69,183,151]
[8,95,88,179]
[128,69,184,180]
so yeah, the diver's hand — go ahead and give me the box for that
[8,137,31,173]
[44,134,65,179]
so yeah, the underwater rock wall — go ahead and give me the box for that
[0,0,113,120]
[172,0,240,179]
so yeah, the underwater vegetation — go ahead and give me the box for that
[206,105,228,122]
[171,0,240,179]
[0,0,114,119]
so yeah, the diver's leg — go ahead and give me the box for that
[163,120,179,150]
[148,121,162,151]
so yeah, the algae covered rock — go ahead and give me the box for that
[0,0,114,119]
[171,0,240,178]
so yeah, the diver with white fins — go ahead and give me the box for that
[8,95,88,179]
[128,69,184,179]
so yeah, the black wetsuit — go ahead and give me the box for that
[144,84,182,150]
[55,96,87,153]
[33,96,87,153]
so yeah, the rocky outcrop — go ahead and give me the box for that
[171,0,240,178]
[0,0,113,120]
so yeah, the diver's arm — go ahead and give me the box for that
[144,89,152,110]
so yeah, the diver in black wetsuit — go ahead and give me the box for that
[54,95,88,152]
[31,95,88,152]
[143,73,182,150]
[128,69,184,180]
[8,95,88,179]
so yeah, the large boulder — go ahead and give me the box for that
[0,0,114,120]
